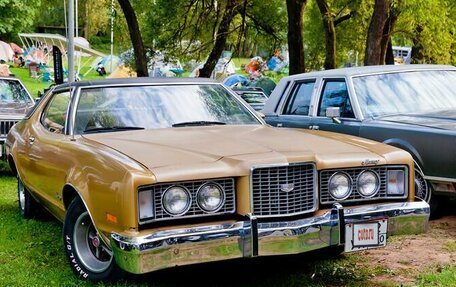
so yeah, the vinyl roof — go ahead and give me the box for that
[284,64,456,80]
[54,77,218,90]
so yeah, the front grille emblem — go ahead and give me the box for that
[280,183,295,193]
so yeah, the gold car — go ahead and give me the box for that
[6,78,430,281]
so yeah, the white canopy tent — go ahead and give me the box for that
[18,33,106,76]
[0,41,14,62]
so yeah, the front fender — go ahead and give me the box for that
[382,138,423,167]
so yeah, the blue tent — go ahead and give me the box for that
[223,74,249,87]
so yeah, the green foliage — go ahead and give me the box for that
[417,266,456,286]
[303,0,371,70]
[140,0,287,62]
[0,0,41,41]
[394,0,456,64]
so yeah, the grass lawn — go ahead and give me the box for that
[0,175,454,286]
[9,60,105,97]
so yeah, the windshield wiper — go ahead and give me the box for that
[172,121,227,127]
[83,126,145,134]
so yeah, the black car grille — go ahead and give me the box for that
[0,120,18,137]
[140,178,235,222]
[320,166,408,204]
[251,163,316,217]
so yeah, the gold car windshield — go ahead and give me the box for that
[74,84,260,134]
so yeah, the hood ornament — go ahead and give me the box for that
[280,183,295,193]
[361,159,380,166]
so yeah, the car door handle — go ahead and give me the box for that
[29,136,35,144]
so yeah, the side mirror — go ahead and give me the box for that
[326,107,341,124]
[257,111,265,119]
[37,91,44,98]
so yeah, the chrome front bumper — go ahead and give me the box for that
[111,201,429,274]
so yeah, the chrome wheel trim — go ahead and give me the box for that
[73,211,113,273]
[414,165,430,203]
[18,179,25,212]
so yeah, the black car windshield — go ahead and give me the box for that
[74,84,260,134]
[0,80,32,104]
[352,70,456,118]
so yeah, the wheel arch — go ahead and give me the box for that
[62,183,111,247]
[7,154,18,177]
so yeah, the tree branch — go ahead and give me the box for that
[334,11,354,26]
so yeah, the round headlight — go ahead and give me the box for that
[357,170,380,197]
[162,186,191,216]
[328,172,352,200]
[197,183,225,212]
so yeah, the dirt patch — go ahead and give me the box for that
[359,215,456,285]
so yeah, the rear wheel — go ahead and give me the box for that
[17,176,39,219]
[63,197,119,281]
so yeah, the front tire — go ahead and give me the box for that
[17,176,39,219]
[414,164,430,203]
[63,197,119,281]
[414,164,439,216]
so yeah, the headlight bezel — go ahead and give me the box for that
[161,185,192,216]
[357,170,381,198]
[137,178,236,225]
[196,182,226,213]
[320,166,409,204]
[328,171,353,200]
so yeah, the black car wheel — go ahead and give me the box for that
[63,197,119,281]
[17,176,39,219]
[414,164,430,203]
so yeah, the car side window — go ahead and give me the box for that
[283,81,315,115]
[41,91,71,134]
[318,80,355,118]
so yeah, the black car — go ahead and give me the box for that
[263,65,456,212]
[233,88,268,111]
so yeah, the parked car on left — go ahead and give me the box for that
[0,76,34,158]
[6,78,429,282]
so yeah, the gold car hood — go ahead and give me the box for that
[81,125,406,182]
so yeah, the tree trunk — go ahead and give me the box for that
[385,39,394,64]
[364,0,389,66]
[199,0,241,78]
[380,7,398,64]
[117,0,148,77]
[83,0,89,39]
[316,0,336,69]
[286,0,307,75]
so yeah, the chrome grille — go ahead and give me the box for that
[251,163,316,217]
[320,166,408,204]
[140,178,235,223]
[0,120,18,137]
